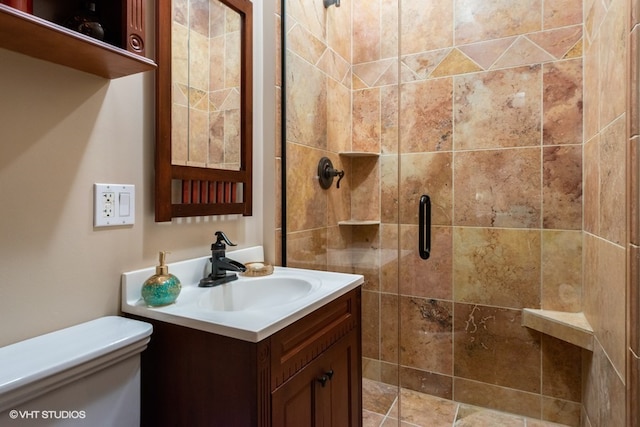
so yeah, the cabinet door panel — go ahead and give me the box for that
[272,358,316,426]
[272,331,360,427]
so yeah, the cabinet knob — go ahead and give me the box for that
[317,370,334,387]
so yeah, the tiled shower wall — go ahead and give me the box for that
[581,0,633,425]
[276,0,635,425]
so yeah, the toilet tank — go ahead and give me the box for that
[0,316,152,426]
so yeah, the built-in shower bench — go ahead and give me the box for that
[522,309,594,350]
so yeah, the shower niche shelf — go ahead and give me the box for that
[339,151,379,158]
[338,220,380,226]
[522,308,594,350]
[336,151,380,226]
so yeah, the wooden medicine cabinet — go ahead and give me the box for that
[154,0,253,221]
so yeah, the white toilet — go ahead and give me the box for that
[0,316,152,426]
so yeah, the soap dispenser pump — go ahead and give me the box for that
[141,251,181,307]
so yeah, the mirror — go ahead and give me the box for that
[155,0,253,221]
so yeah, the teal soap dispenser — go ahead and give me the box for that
[141,251,181,307]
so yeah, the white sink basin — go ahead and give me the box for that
[197,276,320,312]
[121,246,363,342]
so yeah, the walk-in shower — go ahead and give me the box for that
[277,0,629,424]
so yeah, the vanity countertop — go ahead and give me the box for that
[121,247,363,342]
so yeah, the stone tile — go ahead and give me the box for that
[379,155,399,224]
[363,357,382,382]
[399,365,453,400]
[285,228,327,269]
[455,404,525,426]
[379,223,398,293]
[352,0,380,63]
[583,234,626,377]
[363,409,385,427]
[353,59,396,88]
[599,116,626,245]
[492,36,555,69]
[543,0,582,28]
[529,26,583,59]
[542,145,582,230]
[351,156,381,221]
[327,78,352,154]
[454,304,542,393]
[287,0,326,42]
[583,135,600,235]
[631,26,640,138]
[454,0,542,44]
[431,49,482,77]
[381,86,399,155]
[317,48,350,83]
[362,378,398,415]
[400,296,453,375]
[599,0,626,127]
[582,342,626,427]
[542,59,583,146]
[401,0,452,54]
[401,49,451,82]
[398,225,453,300]
[353,88,381,152]
[453,227,541,309]
[400,78,453,153]
[541,336,582,402]
[380,0,398,59]
[348,225,381,283]
[380,361,399,386]
[380,293,399,364]
[285,51,327,148]
[285,144,328,232]
[540,397,581,426]
[326,0,351,61]
[362,290,380,359]
[399,152,453,225]
[582,35,600,141]
[396,388,458,426]
[454,149,541,228]
[454,378,542,419]
[454,66,542,150]
[458,37,517,70]
[541,230,582,312]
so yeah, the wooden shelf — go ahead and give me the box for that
[522,308,594,350]
[0,4,156,79]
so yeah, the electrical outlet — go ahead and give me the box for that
[102,192,115,218]
[94,183,135,227]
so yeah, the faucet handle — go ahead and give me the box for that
[214,231,237,249]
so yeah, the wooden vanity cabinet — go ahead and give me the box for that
[130,287,362,427]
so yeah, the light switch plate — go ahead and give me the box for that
[94,183,135,227]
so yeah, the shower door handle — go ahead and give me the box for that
[419,195,431,260]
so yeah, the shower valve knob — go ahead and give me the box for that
[317,157,344,189]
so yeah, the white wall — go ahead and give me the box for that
[0,0,276,347]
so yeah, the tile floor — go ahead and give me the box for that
[362,379,571,427]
